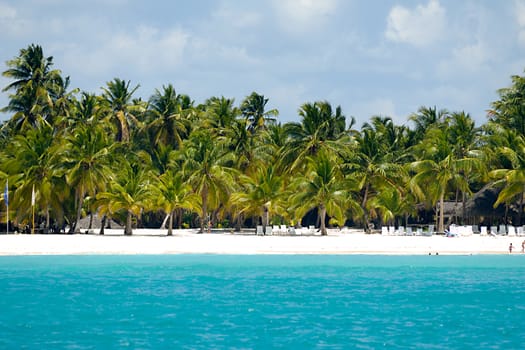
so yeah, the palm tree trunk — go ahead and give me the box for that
[320,205,327,235]
[361,184,370,233]
[161,213,170,229]
[99,215,106,235]
[200,185,208,233]
[74,189,84,234]
[262,206,269,234]
[167,210,174,236]
[439,193,445,233]
[124,210,133,235]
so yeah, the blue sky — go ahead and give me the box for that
[1,0,525,128]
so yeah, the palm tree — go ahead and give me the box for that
[409,106,449,143]
[57,122,116,233]
[487,128,525,225]
[182,131,236,233]
[488,72,525,137]
[230,165,287,233]
[281,101,348,172]
[101,78,141,143]
[290,153,357,235]
[410,126,479,233]
[146,84,193,148]
[96,160,150,235]
[151,171,201,235]
[203,96,240,137]
[240,92,278,133]
[342,117,407,232]
[2,44,63,130]
[0,120,59,229]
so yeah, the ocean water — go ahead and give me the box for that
[0,255,524,349]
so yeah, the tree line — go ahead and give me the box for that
[1,44,524,235]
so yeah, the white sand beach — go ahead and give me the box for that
[0,228,522,255]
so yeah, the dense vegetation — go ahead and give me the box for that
[1,44,524,235]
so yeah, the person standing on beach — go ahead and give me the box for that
[509,243,513,253]
[522,240,525,253]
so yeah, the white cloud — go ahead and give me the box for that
[272,0,339,34]
[385,0,446,47]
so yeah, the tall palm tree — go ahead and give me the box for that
[2,44,64,130]
[342,117,406,232]
[488,72,525,137]
[151,171,201,235]
[96,160,150,235]
[182,131,236,233]
[57,122,116,233]
[0,120,59,229]
[230,165,287,233]
[204,96,240,137]
[487,128,525,224]
[409,106,449,143]
[101,78,141,143]
[410,126,479,233]
[146,84,193,148]
[290,153,357,235]
[240,92,278,133]
[282,101,348,172]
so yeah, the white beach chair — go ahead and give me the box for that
[480,226,487,236]
[489,226,497,236]
[273,225,280,234]
[508,226,516,236]
[280,225,287,235]
[406,227,413,236]
[396,226,405,235]
[265,226,273,235]
[381,226,388,235]
[308,225,316,234]
[499,225,507,235]
[256,225,263,235]
[388,226,396,235]
[517,226,524,236]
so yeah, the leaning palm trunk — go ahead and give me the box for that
[167,210,174,236]
[320,205,327,236]
[160,213,170,229]
[200,186,208,233]
[124,210,133,235]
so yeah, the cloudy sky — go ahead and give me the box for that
[1,0,525,127]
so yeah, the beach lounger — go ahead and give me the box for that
[266,226,273,235]
[256,225,263,235]
[517,226,524,236]
[499,225,506,235]
[381,226,388,235]
[406,227,413,236]
[423,225,433,236]
[280,225,287,235]
[388,226,396,235]
[396,226,405,235]
[480,226,487,236]
[508,226,516,236]
[308,225,316,234]
[489,226,497,236]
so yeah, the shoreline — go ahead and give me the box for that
[0,229,522,256]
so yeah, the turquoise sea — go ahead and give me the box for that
[0,255,524,349]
